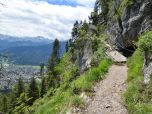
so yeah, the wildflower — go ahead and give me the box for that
[56,104,58,106]
[70,98,71,100]
[56,108,58,110]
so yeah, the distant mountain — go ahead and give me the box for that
[0,41,66,66]
[0,34,54,50]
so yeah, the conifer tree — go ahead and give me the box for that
[40,62,44,78]
[47,53,56,71]
[2,94,8,113]
[65,40,69,53]
[40,76,46,98]
[27,76,39,105]
[53,38,61,62]
[10,90,16,111]
[16,75,25,98]
[71,21,79,41]
[81,20,89,32]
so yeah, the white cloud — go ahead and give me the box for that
[0,0,93,40]
[69,0,95,7]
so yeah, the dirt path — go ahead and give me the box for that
[80,64,128,114]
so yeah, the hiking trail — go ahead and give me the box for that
[78,39,128,114]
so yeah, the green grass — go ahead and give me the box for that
[32,54,112,114]
[3,65,47,69]
[124,50,152,113]
[12,45,112,114]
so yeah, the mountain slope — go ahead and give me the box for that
[0,41,66,65]
[0,34,54,50]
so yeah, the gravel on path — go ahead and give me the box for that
[79,65,128,114]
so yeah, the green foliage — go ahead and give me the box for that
[2,94,8,113]
[101,33,108,41]
[86,67,102,82]
[47,53,56,72]
[47,73,57,89]
[99,0,110,15]
[134,30,152,66]
[65,41,69,53]
[71,20,79,41]
[33,51,112,114]
[70,64,80,80]
[16,75,25,98]
[135,31,152,53]
[91,35,102,51]
[10,90,16,111]
[40,76,46,98]
[39,62,44,77]
[52,38,61,63]
[70,46,74,54]
[12,103,26,114]
[118,0,134,17]
[87,60,112,82]
[124,50,152,113]
[27,76,39,106]
[71,95,85,107]
[97,23,102,35]
[91,44,107,66]
[126,51,144,82]
[81,20,89,32]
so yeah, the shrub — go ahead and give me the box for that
[91,35,101,51]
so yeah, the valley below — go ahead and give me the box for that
[0,65,47,94]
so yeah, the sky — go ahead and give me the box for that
[0,0,95,40]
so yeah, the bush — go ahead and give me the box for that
[91,35,101,51]
[91,45,107,66]
[123,50,152,113]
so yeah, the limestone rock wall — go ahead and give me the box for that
[105,0,152,49]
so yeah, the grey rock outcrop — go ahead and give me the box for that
[88,24,98,37]
[104,0,152,49]
[70,25,97,72]
[71,40,93,73]
[144,62,152,84]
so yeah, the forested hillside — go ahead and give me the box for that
[0,0,152,114]
[0,41,66,66]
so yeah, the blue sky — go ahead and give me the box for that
[0,0,95,40]
[36,0,83,7]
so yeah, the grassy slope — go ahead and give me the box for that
[124,50,152,113]
[23,47,112,114]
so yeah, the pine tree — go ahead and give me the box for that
[65,41,69,53]
[2,94,8,113]
[53,38,61,62]
[16,75,25,98]
[71,21,79,41]
[81,20,89,32]
[10,90,16,111]
[27,76,39,105]
[69,38,74,47]
[40,76,46,98]
[47,53,56,71]
[40,62,44,78]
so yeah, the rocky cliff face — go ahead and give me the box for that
[70,25,97,72]
[100,0,152,49]
[71,40,93,73]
